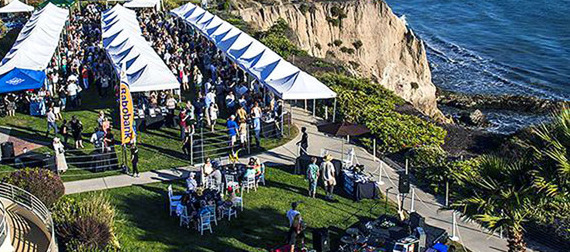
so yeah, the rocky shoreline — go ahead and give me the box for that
[438,89,567,113]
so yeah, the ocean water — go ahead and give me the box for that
[386,0,570,100]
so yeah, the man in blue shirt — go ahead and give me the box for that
[227,115,238,147]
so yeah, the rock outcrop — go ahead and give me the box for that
[235,0,445,120]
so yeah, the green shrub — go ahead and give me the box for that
[333,39,343,47]
[326,17,340,27]
[347,48,355,54]
[340,46,349,53]
[315,43,322,50]
[3,168,64,208]
[299,3,309,14]
[330,6,342,17]
[348,61,360,68]
[352,40,363,50]
[53,194,119,251]
[318,73,446,153]
[258,19,306,59]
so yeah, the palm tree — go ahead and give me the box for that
[530,106,570,221]
[449,156,538,252]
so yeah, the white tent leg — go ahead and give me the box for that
[332,98,337,122]
[312,99,316,117]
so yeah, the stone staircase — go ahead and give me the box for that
[0,201,50,252]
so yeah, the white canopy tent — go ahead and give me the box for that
[0,0,33,13]
[170,3,336,101]
[102,4,179,92]
[0,3,68,93]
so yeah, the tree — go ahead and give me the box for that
[449,156,538,252]
[530,107,570,221]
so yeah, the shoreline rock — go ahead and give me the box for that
[438,89,567,114]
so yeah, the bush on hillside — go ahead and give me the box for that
[258,19,306,59]
[318,73,446,153]
[3,168,64,208]
[52,194,119,251]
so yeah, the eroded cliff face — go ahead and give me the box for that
[236,0,444,119]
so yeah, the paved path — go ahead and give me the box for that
[64,107,527,252]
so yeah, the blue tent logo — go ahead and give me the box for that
[6,77,25,85]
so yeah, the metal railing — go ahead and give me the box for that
[0,201,8,248]
[0,183,55,252]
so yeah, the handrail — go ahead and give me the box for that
[0,183,55,252]
[0,201,8,248]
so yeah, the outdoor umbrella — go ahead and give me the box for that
[317,122,370,137]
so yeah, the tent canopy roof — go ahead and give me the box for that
[102,4,179,92]
[0,0,34,13]
[124,0,159,8]
[170,3,336,100]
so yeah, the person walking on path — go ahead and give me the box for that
[321,154,336,201]
[297,127,308,156]
[306,157,320,198]
[131,144,139,177]
[46,107,58,138]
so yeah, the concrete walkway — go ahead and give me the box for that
[64,107,525,252]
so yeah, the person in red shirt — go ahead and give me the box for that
[81,67,89,89]
[179,109,189,140]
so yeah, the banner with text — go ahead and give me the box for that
[119,64,135,144]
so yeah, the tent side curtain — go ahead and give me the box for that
[0,0,34,13]
[0,3,68,94]
[102,4,179,92]
[38,0,75,8]
[170,3,336,100]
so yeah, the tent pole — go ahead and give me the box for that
[304,99,307,111]
[312,99,316,117]
[289,101,292,136]
[332,98,336,122]
[280,100,284,137]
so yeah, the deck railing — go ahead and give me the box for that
[0,183,55,252]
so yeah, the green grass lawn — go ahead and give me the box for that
[0,87,297,182]
[68,167,396,251]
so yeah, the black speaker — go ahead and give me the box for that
[312,228,330,252]
[398,172,410,194]
[1,142,14,162]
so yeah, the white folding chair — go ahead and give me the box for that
[243,174,256,193]
[168,185,181,216]
[232,190,244,212]
[221,204,238,221]
[199,212,213,235]
[179,206,191,228]
[207,205,218,226]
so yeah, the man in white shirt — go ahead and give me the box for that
[67,80,79,108]
[46,107,58,137]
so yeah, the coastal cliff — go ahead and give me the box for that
[235,0,445,119]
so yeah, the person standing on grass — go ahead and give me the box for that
[209,103,218,133]
[307,157,320,198]
[227,115,238,148]
[131,144,139,177]
[286,201,301,227]
[321,154,336,201]
[296,127,308,156]
[60,119,69,145]
[46,107,58,138]
[239,119,248,149]
[182,128,192,160]
[70,115,84,149]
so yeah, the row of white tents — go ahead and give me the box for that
[171,3,337,100]
[102,4,179,92]
[0,3,67,93]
